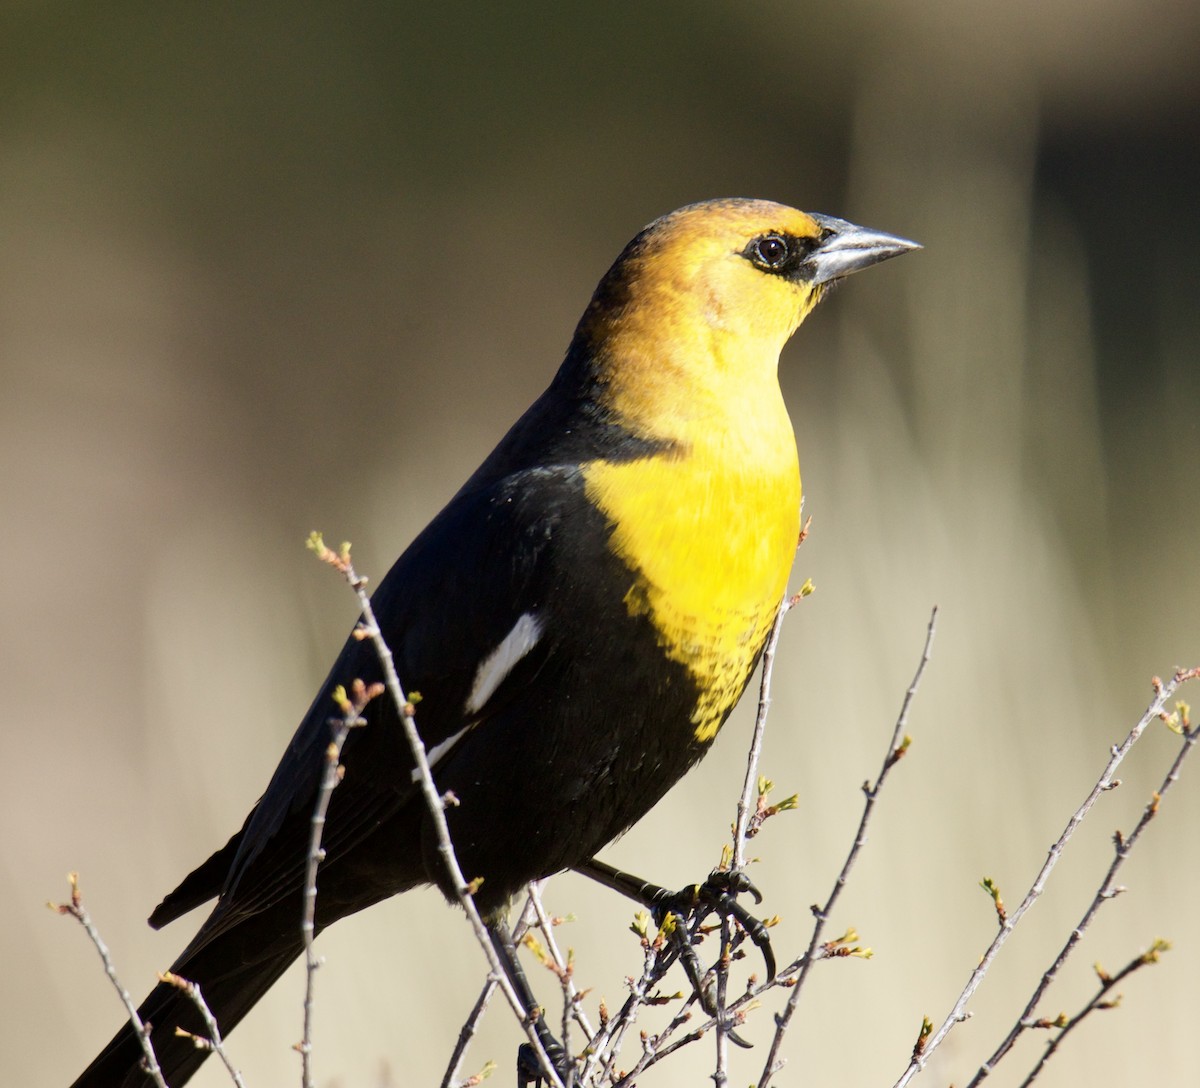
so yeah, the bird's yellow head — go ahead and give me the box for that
[572,198,918,442]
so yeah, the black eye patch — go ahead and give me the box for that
[743,232,817,276]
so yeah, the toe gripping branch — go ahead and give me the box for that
[576,858,776,1049]
[500,861,776,1086]
[577,858,776,982]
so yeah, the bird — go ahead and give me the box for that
[70,198,918,1087]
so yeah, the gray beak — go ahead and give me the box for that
[803,213,921,286]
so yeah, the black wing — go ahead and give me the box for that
[149,360,659,940]
[152,463,586,935]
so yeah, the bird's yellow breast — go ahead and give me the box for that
[583,403,800,742]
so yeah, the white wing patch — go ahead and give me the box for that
[465,611,542,716]
[413,725,472,783]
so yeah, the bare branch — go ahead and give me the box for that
[526,882,595,1047]
[299,678,377,1088]
[1016,939,1171,1088]
[966,681,1200,1086]
[733,591,799,869]
[892,666,1200,1088]
[758,605,936,1088]
[51,873,169,1088]
[160,972,247,1088]
[440,892,555,1088]
[440,977,502,1088]
[713,917,731,1088]
[578,914,696,1085]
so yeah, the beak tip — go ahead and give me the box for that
[805,216,922,285]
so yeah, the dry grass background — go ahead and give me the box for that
[3,4,1198,1086]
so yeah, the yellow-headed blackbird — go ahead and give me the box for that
[71,198,917,1087]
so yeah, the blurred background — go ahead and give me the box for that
[3,3,1198,1086]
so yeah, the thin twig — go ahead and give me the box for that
[441,893,552,1088]
[527,882,596,1044]
[299,681,373,1088]
[442,886,584,1088]
[440,983,500,1088]
[590,943,670,1083]
[713,916,731,1088]
[891,666,1200,1088]
[160,971,248,1087]
[759,605,936,1088]
[309,534,565,1088]
[733,593,798,869]
[579,923,686,1086]
[51,873,169,1088]
[607,913,801,1085]
[614,950,810,1083]
[967,682,1199,1086]
[713,588,799,1084]
[1016,940,1170,1088]
[610,984,705,1085]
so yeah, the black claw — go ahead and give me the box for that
[714,891,776,981]
[516,1042,540,1088]
[517,1037,571,1088]
[704,867,764,906]
[670,923,713,1011]
[649,869,776,983]
[574,857,778,1029]
[658,921,760,1049]
[727,1027,755,1049]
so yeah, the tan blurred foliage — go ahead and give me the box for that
[2,4,1198,1086]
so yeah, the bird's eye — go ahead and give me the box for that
[748,233,791,271]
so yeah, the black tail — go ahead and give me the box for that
[70,906,305,1088]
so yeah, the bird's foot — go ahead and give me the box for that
[572,858,774,1048]
[516,1033,573,1088]
[638,869,772,1049]
[649,867,776,984]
